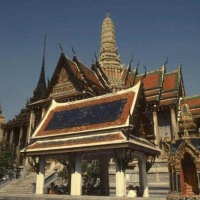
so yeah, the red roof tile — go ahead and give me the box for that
[28,133,124,150]
[163,73,178,91]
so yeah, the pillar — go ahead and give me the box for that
[176,172,181,193]
[135,151,149,197]
[114,149,126,197]
[170,106,178,139]
[27,110,35,144]
[16,127,23,161]
[36,156,45,194]
[197,171,200,194]
[70,153,82,195]
[99,155,110,196]
[24,110,35,176]
[153,106,159,145]
[9,130,14,144]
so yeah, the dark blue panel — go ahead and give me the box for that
[191,138,200,150]
[170,140,183,154]
[45,98,127,131]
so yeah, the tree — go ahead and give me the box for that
[0,140,16,178]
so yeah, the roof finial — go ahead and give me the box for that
[59,42,64,52]
[106,10,110,18]
[142,66,147,79]
[94,51,98,62]
[129,54,133,66]
[72,46,76,56]
[0,101,2,115]
[164,56,168,66]
[42,34,46,69]
[136,60,140,68]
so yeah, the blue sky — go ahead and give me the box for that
[0,0,200,121]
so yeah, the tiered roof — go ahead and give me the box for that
[160,66,184,106]
[186,95,200,120]
[21,82,160,156]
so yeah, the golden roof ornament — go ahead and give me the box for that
[179,97,197,137]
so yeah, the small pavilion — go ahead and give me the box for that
[21,82,160,197]
[167,98,200,200]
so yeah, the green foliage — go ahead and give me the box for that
[57,165,69,180]
[82,160,100,182]
[0,140,16,178]
[57,159,100,183]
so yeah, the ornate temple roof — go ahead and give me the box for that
[45,52,107,101]
[134,66,165,103]
[186,95,200,119]
[21,82,160,156]
[160,66,184,106]
[32,82,141,138]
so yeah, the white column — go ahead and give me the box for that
[9,130,14,144]
[36,156,45,194]
[170,106,178,139]
[71,153,82,195]
[115,150,126,197]
[153,106,159,145]
[16,127,23,160]
[24,110,35,176]
[27,110,35,144]
[137,152,149,197]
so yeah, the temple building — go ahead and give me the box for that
[2,12,200,196]
[167,97,200,200]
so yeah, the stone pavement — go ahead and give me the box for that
[0,194,166,200]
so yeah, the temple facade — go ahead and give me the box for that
[2,12,200,196]
[167,98,200,200]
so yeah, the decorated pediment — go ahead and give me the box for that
[50,67,75,98]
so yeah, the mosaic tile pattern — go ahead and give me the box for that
[45,99,127,131]
[28,133,123,150]
[35,91,135,137]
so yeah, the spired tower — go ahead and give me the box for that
[99,11,124,89]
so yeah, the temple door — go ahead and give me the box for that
[181,153,199,195]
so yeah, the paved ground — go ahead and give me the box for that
[0,194,166,200]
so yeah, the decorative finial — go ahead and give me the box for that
[106,10,110,18]
[42,34,46,69]
[0,101,2,115]
[72,46,76,56]
[129,54,133,66]
[142,66,147,79]
[94,51,97,62]
[59,42,64,52]
[43,35,46,53]
[136,60,140,68]
[164,56,168,65]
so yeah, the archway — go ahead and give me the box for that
[181,152,199,195]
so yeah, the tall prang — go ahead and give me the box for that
[99,11,124,89]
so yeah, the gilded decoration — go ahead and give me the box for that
[51,68,75,96]
[179,99,197,132]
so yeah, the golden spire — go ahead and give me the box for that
[99,12,123,88]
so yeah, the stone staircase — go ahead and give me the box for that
[149,183,169,198]
[0,172,36,194]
